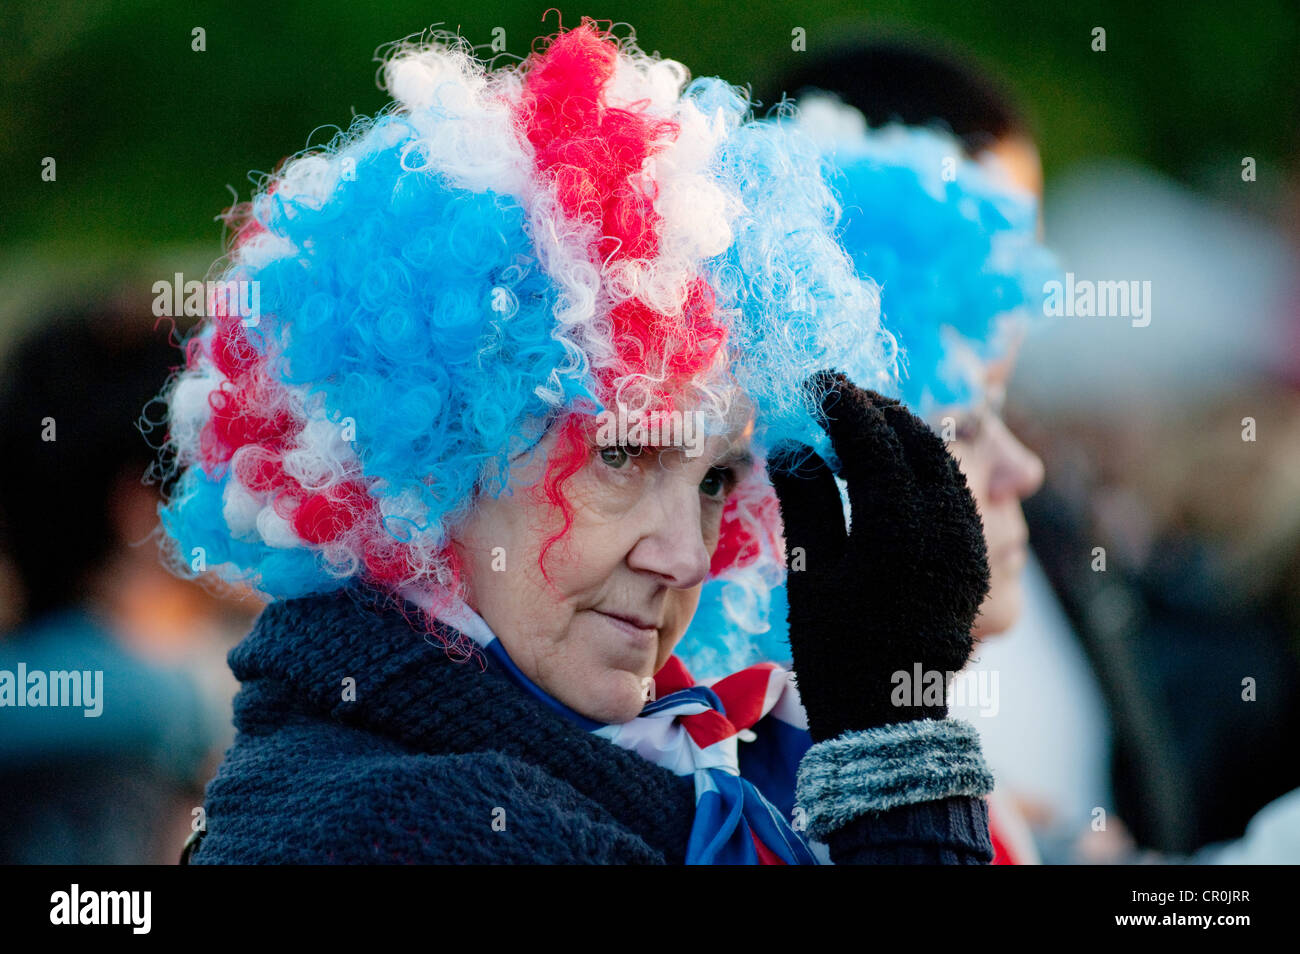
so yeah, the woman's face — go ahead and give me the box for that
[939,360,1045,639]
[454,412,755,723]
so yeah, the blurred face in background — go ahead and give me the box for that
[959,139,1046,635]
[984,134,1044,208]
[940,357,1045,638]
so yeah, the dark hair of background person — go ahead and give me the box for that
[770,37,1031,158]
[0,306,180,623]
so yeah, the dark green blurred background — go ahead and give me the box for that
[2,1,1296,311]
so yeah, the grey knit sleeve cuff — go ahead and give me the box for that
[795,718,994,841]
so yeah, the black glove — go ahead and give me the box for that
[769,370,991,744]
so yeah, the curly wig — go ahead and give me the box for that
[157,21,892,611]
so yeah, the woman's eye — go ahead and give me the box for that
[955,415,983,443]
[599,445,630,468]
[699,466,730,499]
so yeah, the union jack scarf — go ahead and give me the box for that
[414,592,824,865]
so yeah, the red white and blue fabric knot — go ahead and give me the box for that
[420,594,822,865]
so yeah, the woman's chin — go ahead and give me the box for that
[565,669,652,724]
[973,588,1022,640]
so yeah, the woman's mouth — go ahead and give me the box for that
[593,610,658,650]
[992,535,1028,566]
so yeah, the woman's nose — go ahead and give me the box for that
[988,418,1045,502]
[625,484,712,589]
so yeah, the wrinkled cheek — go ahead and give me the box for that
[565,470,644,521]
[702,509,724,555]
[454,497,547,617]
[449,524,493,604]
[659,587,702,666]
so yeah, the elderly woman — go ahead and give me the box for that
[167,22,993,865]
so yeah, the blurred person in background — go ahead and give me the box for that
[1011,140,1300,859]
[777,37,1117,863]
[808,111,1062,862]
[681,88,1062,863]
[776,37,1043,202]
[0,300,254,863]
[767,35,1300,861]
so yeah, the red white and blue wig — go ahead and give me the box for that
[158,22,893,616]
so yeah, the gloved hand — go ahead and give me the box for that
[769,370,991,744]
